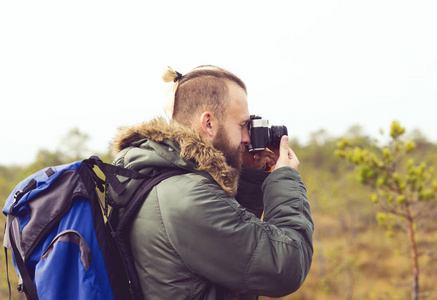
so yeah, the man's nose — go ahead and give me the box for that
[242,126,250,146]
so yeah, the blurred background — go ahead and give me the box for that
[1,0,436,166]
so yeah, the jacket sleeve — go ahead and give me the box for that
[235,167,269,218]
[256,167,313,294]
[159,167,314,297]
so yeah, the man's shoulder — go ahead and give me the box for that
[157,171,228,201]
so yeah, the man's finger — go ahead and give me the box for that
[280,135,289,155]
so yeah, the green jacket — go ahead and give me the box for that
[108,118,314,299]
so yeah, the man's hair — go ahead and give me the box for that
[162,65,247,127]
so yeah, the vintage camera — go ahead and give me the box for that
[248,115,288,152]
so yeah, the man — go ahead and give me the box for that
[108,65,313,299]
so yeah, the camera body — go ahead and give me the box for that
[248,115,288,152]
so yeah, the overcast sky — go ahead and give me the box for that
[1,1,436,165]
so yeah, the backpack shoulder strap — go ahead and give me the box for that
[106,168,188,299]
[83,156,149,196]
[117,168,189,232]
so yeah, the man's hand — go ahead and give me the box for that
[242,148,278,170]
[242,136,299,171]
[272,136,299,171]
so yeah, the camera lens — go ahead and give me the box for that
[269,125,288,148]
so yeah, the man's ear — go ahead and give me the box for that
[199,112,217,138]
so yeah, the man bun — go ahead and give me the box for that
[162,67,182,83]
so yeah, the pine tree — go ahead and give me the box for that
[336,121,437,300]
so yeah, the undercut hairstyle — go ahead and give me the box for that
[162,65,247,127]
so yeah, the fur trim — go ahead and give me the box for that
[111,118,239,196]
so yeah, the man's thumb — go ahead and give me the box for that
[281,135,289,146]
[280,135,289,154]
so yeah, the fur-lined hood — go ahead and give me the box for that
[111,118,239,196]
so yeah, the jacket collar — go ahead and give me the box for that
[111,118,239,196]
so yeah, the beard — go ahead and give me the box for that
[212,126,245,171]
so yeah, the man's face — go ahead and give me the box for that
[212,81,250,170]
[213,125,245,170]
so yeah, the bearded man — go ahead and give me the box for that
[108,65,314,299]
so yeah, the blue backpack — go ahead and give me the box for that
[3,156,186,300]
